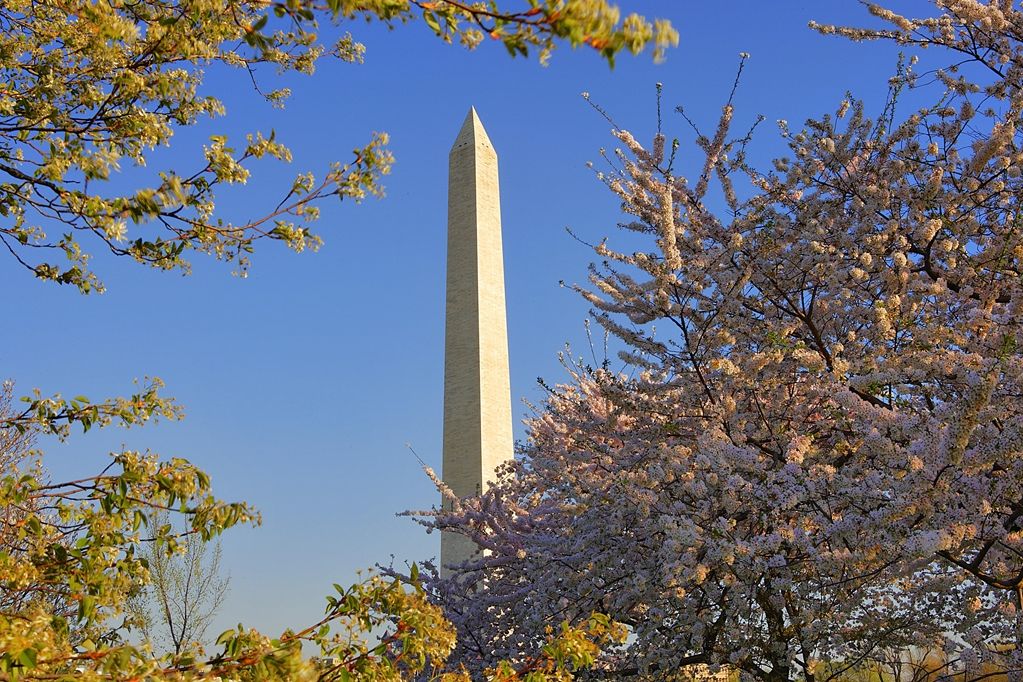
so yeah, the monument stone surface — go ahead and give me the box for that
[441,108,514,576]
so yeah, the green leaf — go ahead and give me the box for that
[17,648,37,668]
[424,10,441,34]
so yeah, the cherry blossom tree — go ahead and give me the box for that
[418,2,1023,679]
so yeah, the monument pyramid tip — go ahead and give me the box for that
[452,106,493,150]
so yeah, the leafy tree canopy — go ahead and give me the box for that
[0,0,677,293]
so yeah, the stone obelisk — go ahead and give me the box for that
[441,107,513,577]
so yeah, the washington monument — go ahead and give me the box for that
[441,108,513,576]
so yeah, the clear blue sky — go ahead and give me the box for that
[5,1,930,639]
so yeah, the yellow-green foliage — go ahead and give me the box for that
[0,382,624,679]
[0,0,675,294]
